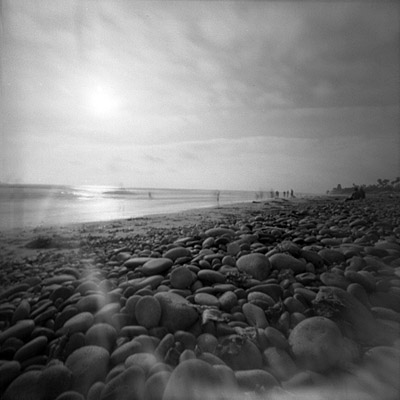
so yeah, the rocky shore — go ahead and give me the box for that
[0,195,399,400]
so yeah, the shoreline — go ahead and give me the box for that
[0,193,394,284]
[1,194,399,399]
[0,197,312,263]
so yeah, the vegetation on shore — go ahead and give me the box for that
[329,177,400,195]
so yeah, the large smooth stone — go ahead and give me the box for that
[194,293,219,307]
[288,316,344,372]
[164,247,192,261]
[154,292,198,332]
[170,266,194,289]
[123,257,151,270]
[65,345,109,396]
[162,359,229,400]
[141,258,173,276]
[14,335,48,363]
[62,312,94,334]
[39,362,73,400]
[268,253,306,274]
[135,296,162,329]
[219,291,238,312]
[85,323,117,352]
[2,370,42,400]
[242,303,268,329]
[219,338,263,370]
[236,253,271,280]
[197,270,226,284]
[196,333,219,354]
[264,327,290,350]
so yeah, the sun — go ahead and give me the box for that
[85,85,120,117]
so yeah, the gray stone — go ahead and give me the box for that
[236,253,271,280]
[154,292,198,332]
[269,253,306,274]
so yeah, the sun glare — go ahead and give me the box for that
[85,85,120,117]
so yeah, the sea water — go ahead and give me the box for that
[0,184,261,230]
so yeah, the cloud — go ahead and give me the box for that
[1,0,399,192]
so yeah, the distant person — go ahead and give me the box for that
[275,191,279,198]
[290,189,294,198]
[216,190,220,207]
[270,190,274,198]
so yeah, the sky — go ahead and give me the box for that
[1,0,399,194]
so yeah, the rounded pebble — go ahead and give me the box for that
[170,266,194,289]
[65,345,109,396]
[62,312,94,334]
[85,323,117,352]
[237,253,271,280]
[289,316,344,372]
[154,292,198,332]
[269,253,306,274]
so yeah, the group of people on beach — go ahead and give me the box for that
[270,189,294,198]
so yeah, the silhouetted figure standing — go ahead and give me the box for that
[216,190,220,207]
[275,191,279,198]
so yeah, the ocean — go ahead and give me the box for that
[0,184,262,230]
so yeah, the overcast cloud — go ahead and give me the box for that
[1,0,399,193]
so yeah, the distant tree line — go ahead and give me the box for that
[330,177,400,194]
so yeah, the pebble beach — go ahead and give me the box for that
[1,195,400,400]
